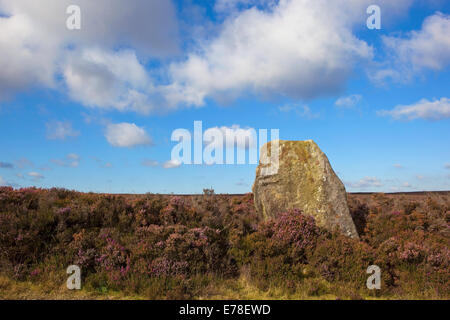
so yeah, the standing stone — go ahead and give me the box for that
[252,140,359,239]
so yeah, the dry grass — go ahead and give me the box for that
[0,271,398,300]
[0,274,146,300]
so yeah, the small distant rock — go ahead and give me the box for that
[252,140,359,239]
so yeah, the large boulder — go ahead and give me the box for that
[252,140,359,239]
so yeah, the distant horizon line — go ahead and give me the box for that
[2,186,449,196]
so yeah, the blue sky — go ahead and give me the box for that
[0,0,449,194]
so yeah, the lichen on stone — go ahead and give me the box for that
[253,140,359,239]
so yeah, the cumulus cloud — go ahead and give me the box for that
[0,0,179,54]
[51,153,81,168]
[165,0,374,107]
[165,0,416,107]
[379,97,450,121]
[0,0,179,101]
[46,121,79,140]
[346,177,383,189]
[64,48,159,113]
[204,125,257,150]
[27,172,44,180]
[0,161,13,169]
[105,123,153,148]
[0,11,57,100]
[163,159,182,169]
[0,0,423,111]
[335,94,362,108]
[375,12,450,82]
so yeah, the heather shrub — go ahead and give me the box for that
[68,229,99,270]
[310,233,375,287]
[224,193,258,247]
[374,230,449,295]
[131,196,166,227]
[349,202,369,236]
[363,209,429,247]
[233,209,325,289]
[160,197,202,227]
[0,188,449,299]
[271,209,322,263]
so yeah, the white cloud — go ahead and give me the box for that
[142,159,159,167]
[46,121,79,140]
[445,163,450,169]
[51,153,81,168]
[28,172,44,180]
[0,0,179,101]
[416,175,425,180]
[379,97,450,121]
[64,48,159,114]
[163,159,182,169]
[346,177,383,189]
[105,123,153,148]
[164,0,375,107]
[393,164,403,169]
[0,0,425,112]
[335,94,362,108]
[0,12,57,100]
[204,125,257,150]
[375,13,450,82]
[0,0,179,55]
[0,175,6,186]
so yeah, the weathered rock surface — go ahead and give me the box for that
[252,140,359,239]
